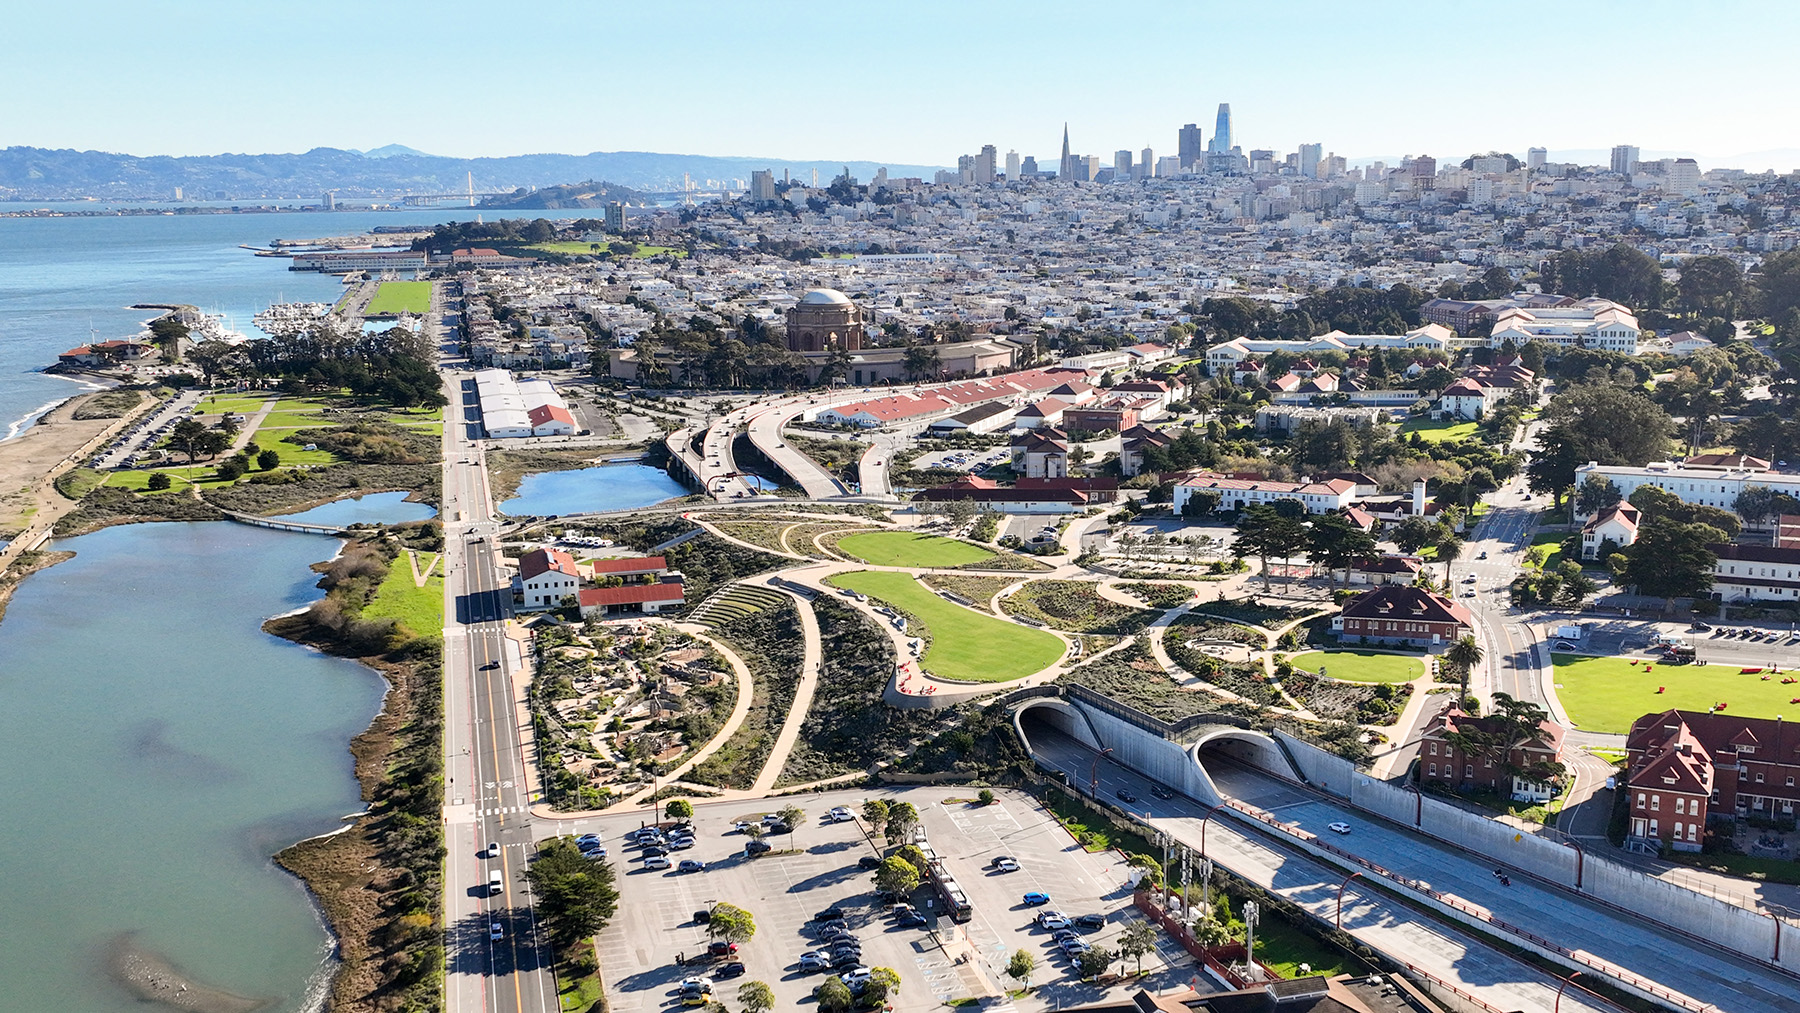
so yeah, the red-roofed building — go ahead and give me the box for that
[527,403,577,436]
[58,339,157,366]
[452,247,528,268]
[589,556,669,579]
[1420,701,1565,802]
[913,475,1090,513]
[1334,586,1474,646]
[1173,473,1358,515]
[578,581,686,617]
[1623,709,1800,850]
[518,548,581,609]
[1581,502,1640,559]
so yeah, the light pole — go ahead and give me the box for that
[1563,839,1585,890]
[1200,802,1229,857]
[1554,971,1582,1013]
[1335,871,1364,929]
[1090,747,1113,799]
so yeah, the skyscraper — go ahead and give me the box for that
[1059,124,1075,182]
[1115,149,1133,176]
[976,145,997,184]
[1138,147,1154,181]
[1611,145,1641,175]
[1004,150,1021,181]
[1208,103,1233,154]
[1178,123,1203,168]
[1527,147,1547,171]
[1298,143,1322,179]
[1022,155,1039,176]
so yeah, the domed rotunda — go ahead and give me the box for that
[784,288,865,352]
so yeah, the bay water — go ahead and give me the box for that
[0,519,402,1012]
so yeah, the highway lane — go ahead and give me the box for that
[1031,727,1800,1013]
[1025,729,1618,1013]
[442,368,556,1013]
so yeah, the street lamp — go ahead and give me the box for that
[1335,871,1364,929]
[1089,747,1114,799]
[1200,802,1229,858]
[1554,971,1582,1013]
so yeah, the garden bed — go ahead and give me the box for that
[1003,579,1155,635]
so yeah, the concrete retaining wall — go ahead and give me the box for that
[1013,699,1103,751]
[1073,704,1223,805]
[1273,731,1799,973]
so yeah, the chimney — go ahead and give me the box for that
[1412,479,1427,517]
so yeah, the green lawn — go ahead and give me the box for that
[827,570,1064,682]
[1288,649,1424,683]
[364,280,431,316]
[1528,531,1567,570]
[1553,653,1800,733]
[1254,914,1351,979]
[836,530,997,568]
[195,394,271,414]
[364,559,444,639]
[1399,418,1480,444]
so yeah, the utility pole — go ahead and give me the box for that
[1243,901,1260,976]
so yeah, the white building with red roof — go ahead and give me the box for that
[1333,586,1474,646]
[517,548,581,610]
[578,582,685,617]
[1172,473,1358,515]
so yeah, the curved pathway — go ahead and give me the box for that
[750,590,824,793]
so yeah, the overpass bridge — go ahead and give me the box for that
[217,508,347,536]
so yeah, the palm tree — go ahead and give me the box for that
[1444,634,1484,708]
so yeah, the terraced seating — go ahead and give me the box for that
[688,584,789,628]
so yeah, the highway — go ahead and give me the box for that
[1028,725,1800,1013]
[441,358,556,1013]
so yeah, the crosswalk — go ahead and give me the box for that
[479,806,525,816]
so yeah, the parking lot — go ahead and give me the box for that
[912,447,1011,473]
[552,787,1196,1013]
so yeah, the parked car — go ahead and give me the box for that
[669,838,696,851]
[858,856,882,870]
[798,954,830,973]
[992,856,1020,872]
[681,993,713,1006]
[745,840,772,856]
[644,855,673,870]
[643,846,669,858]
[576,833,602,845]
[895,909,928,926]
[490,922,504,940]
[1073,913,1106,929]
[677,859,706,873]
[815,906,847,921]
[714,962,746,979]
[1039,915,1072,931]
[1022,892,1051,906]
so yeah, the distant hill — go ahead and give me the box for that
[355,143,436,159]
[479,180,651,210]
[0,145,949,201]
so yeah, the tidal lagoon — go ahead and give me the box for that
[0,518,398,1012]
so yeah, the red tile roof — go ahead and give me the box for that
[579,583,686,607]
[520,548,579,580]
[590,555,668,575]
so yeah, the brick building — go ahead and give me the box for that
[1332,586,1474,647]
[1418,702,1565,802]
[1625,709,1800,851]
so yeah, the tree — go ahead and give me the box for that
[738,981,774,1013]
[884,801,920,844]
[864,967,901,1006]
[813,977,854,1013]
[1575,476,1622,517]
[171,417,208,464]
[1531,385,1674,505]
[1628,484,1742,537]
[977,788,997,806]
[195,429,230,460]
[1444,634,1484,707]
[707,903,757,944]
[1308,512,1378,588]
[665,798,694,820]
[874,856,921,897]
[778,804,804,846]
[861,799,890,836]
[1734,485,1781,529]
[1235,503,1306,591]
[1192,916,1230,948]
[1435,532,1464,584]
[1678,256,1745,318]
[1621,518,1724,599]
[1075,946,1114,980]
[1119,921,1157,974]
[893,844,928,876]
[187,339,244,386]
[256,448,281,471]
[1392,516,1439,555]
[217,456,247,482]
[903,344,941,380]
[146,472,172,491]
[1554,560,1598,606]
[1006,949,1036,989]
[525,838,619,945]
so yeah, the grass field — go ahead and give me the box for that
[1288,649,1424,683]
[364,280,431,316]
[1528,531,1567,570]
[836,530,997,568]
[1399,418,1480,444]
[1553,653,1800,732]
[364,556,444,639]
[827,570,1063,682]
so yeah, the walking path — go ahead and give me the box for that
[751,590,824,794]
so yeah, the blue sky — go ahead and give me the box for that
[9,0,1798,170]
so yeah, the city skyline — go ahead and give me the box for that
[7,1,1800,173]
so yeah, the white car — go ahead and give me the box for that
[644,855,673,870]
[1327,822,1352,835]
[1461,574,1478,584]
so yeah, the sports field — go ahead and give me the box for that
[836,530,996,568]
[1553,653,1800,733]
[365,281,431,316]
[1288,649,1423,683]
[827,570,1064,682]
